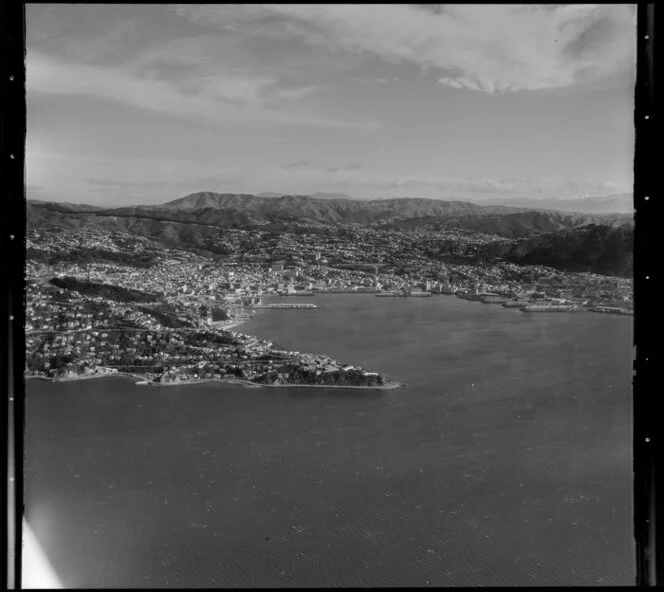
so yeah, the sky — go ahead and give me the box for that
[26,4,637,208]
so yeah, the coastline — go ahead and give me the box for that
[26,372,145,383]
[25,373,403,391]
[259,381,404,391]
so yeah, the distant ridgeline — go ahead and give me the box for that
[28,193,633,276]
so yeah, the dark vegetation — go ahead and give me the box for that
[211,307,231,322]
[137,304,193,329]
[49,277,160,302]
[502,224,633,276]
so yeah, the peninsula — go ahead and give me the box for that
[25,286,399,390]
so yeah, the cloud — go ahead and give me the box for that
[327,163,363,173]
[82,178,193,188]
[275,167,631,199]
[27,50,379,130]
[176,4,635,94]
[369,174,629,197]
[438,76,483,92]
[74,173,251,206]
[282,159,313,170]
[228,163,630,200]
[282,160,363,174]
[353,76,397,84]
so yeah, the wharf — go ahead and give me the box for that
[521,304,581,312]
[590,306,633,315]
[456,293,485,301]
[375,291,432,297]
[502,301,530,308]
[481,295,510,304]
[256,303,318,309]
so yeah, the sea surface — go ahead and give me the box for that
[25,294,634,587]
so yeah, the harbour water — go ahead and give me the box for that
[25,294,634,587]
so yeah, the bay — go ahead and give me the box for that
[25,294,634,587]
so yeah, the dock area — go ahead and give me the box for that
[520,304,582,312]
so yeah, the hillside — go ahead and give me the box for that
[26,194,634,276]
[28,192,631,235]
[157,192,531,222]
[502,224,634,276]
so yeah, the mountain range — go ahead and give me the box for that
[26,192,633,275]
[27,193,632,237]
[258,192,357,200]
[154,192,632,228]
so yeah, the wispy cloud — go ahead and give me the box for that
[438,77,483,92]
[365,174,628,197]
[353,76,398,84]
[269,167,631,199]
[327,163,363,174]
[82,178,196,189]
[176,4,635,94]
[27,50,379,130]
[282,159,313,170]
[202,165,630,201]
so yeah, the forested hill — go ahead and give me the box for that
[503,224,633,276]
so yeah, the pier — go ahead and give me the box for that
[481,295,509,304]
[256,303,318,309]
[590,306,633,315]
[375,291,432,297]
